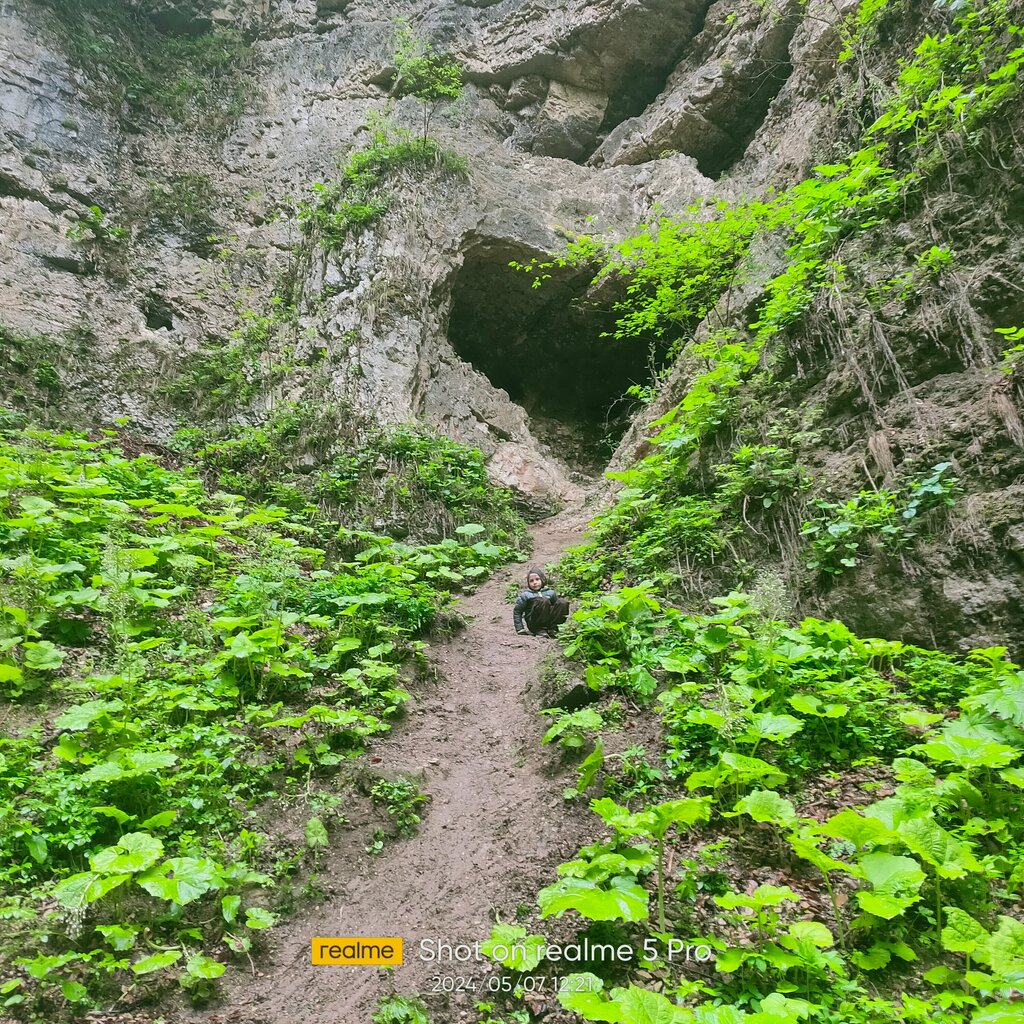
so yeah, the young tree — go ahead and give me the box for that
[391,20,463,145]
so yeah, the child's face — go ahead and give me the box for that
[528,573,542,591]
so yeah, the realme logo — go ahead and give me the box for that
[312,938,403,965]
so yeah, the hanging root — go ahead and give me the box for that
[867,429,895,484]
[990,379,1024,447]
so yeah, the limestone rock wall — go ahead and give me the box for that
[3,0,797,506]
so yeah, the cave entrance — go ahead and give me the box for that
[447,239,653,473]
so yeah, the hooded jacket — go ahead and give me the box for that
[513,568,556,633]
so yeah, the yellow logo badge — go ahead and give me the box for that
[311,938,404,966]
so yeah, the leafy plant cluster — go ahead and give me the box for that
[45,0,261,128]
[66,205,129,246]
[172,407,526,547]
[800,462,959,575]
[158,297,298,416]
[296,115,468,252]
[0,419,515,1017]
[0,326,73,417]
[997,325,1024,377]
[488,589,1024,1023]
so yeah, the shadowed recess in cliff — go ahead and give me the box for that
[589,3,800,179]
[447,239,653,471]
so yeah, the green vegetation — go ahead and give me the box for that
[168,406,525,546]
[66,205,128,246]
[374,993,431,1024]
[136,173,220,249]
[158,299,297,417]
[391,18,464,142]
[800,463,959,575]
[489,590,1024,1023]
[0,418,518,1017]
[297,23,466,251]
[0,324,99,424]
[370,777,429,839]
[44,0,261,128]
[297,116,469,251]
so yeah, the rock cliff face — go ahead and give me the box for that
[2,0,1023,650]
[0,0,824,501]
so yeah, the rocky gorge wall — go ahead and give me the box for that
[0,0,834,494]
[2,0,1023,652]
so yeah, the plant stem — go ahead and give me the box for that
[657,836,666,934]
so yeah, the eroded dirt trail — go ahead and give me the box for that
[210,504,595,1024]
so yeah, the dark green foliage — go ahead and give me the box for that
[800,463,958,575]
[158,300,297,416]
[138,173,219,247]
[172,409,526,547]
[0,324,93,422]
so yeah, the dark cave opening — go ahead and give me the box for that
[447,240,654,472]
[142,294,175,331]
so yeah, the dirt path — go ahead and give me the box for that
[203,503,597,1024]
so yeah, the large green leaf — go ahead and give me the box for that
[538,875,648,923]
[976,915,1024,976]
[942,907,989,956]
[0,662,23,685]
[481,923,545,971]
[786,833,851,876]
[557,974,619,1022]
[576,740,605,794]
[90,832,164,875]
[819,809,894,848]
[96,924,138,951]
[137,857,219,905]
[558,978,693,1024]
[734,790,797,826]
[23,640,65,671]
[747,993,816,1023]
[740,712,803,743]
[612,985,686,1024]
[855,852,925,919]
[962,673,1024,726]
[131,950,182,975]
[788,694,848,718]
[897,817,983,878]
[304,817,329,850]
[919,730,1020,771]
[185,954,226,979]
[55,699,125,732]
[245,906,277,929]
[686,752,787,791]
[53,871,129,910]
[715,883,798,912]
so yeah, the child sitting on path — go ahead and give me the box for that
[513,568,570,637]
